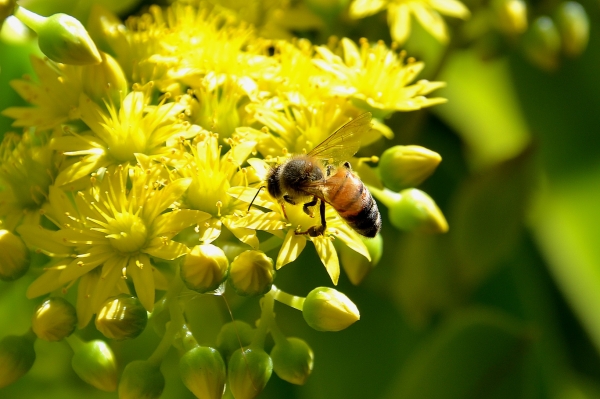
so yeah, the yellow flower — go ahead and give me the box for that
[178,131,279,248]
[229,158,371,285]
[0,131,56,230]
[349,0,470,44]
[2,56,82,131]
[314,38,447,117]
[17,165,210,326]
[51,90,193,186]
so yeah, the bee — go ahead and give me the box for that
[265,112,381,238]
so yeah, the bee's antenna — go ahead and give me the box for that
[247,186,265,212]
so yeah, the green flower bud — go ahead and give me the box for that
[95,294,148,340]
[378,145,441,191]
[0,229,30,281]
[32,297,77,341]
[216,321,255,361]
[0,332,36,388]
[523,16,561,71]
[118,360,165,399]
[555,2,589,57]
[387,188,449,233]
[493,0,527,35]
[228,347,272,399]
[182,244,229,293]
[179,346,226,399]
[82,51,128,106]
[229,250,275,296]
[71,339,117,391]
[339,233,383,285]
[302,287,360,332]
[0,0,16,28]
[270,337,314,385]
[15,6,102,65]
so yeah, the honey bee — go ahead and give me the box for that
[265,112,382,238]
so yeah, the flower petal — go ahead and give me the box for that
[152,209,211,238]
[128,254,155,311]
[26,267,65,298]
[17,225,72,257]
[389,3,411,44]
[222,217,259,249]
[276,229,307,269]
[349,0,387,18]
[312,236,340,285]
[143,238,189,260]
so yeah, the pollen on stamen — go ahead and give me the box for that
[216,200,223,217]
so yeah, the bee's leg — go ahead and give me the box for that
[295,199,326,237]
[302,196,318,217]
[283,195,297,205]
[318,198,327,233]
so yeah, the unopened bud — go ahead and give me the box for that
[271,337,314,385]
[118,360,165,399]
[229,250,275,296]
[388,188,449,233]
[378,145,441,191]
[15,6,101,65]
[71,339,117,391]
[216,321,255,361]
[555,1,589,57]
[228,347,272,399]
[0,332,36,388]
[182,244,229,293]
[523,16,561,71]
[95,294,148,340]
[32,297,77,341]
[179,346,226,399]
[493,0,528,35]
[302,287,360,332]
[339,233,383,285]
[0,0,16,28]
[0,229,29,281]
[82,52,128,105]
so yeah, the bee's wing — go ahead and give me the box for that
[307,112,372,162]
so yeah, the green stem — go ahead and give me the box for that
[65,334,85,353]
[259,235,283,253]
[270,285,305,311]
[250,291,275,349]
[13,6,46,32]
[367,186,401,209]
[268,317,287,346]
[147,275,186,366]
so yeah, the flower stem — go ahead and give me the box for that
[250,291,274,349]
[13,6,45,32]
[270,285,305,311]
[367,186,401,209]
[259,235,283,253]
[65,334,85,353]
[147,275,186,366]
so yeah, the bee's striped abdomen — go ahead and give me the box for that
[325,168,381,238]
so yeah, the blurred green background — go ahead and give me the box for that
[2,0,600,398]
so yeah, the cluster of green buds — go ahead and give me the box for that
[464,0,590,70]
[522,2,589,70]
[0,0,452,397]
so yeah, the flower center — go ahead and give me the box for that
[106,212,148,254]
[108,127,147,162]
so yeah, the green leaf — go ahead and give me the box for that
[384,308,533,399]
